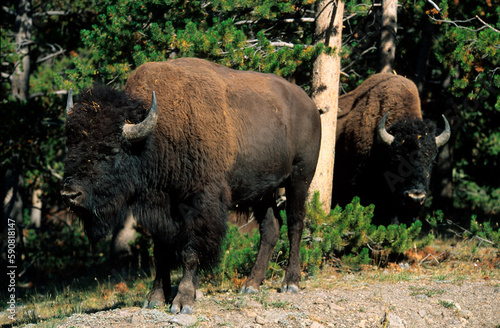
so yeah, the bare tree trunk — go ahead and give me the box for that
[309,0,344,211]
[12,0,32,100]
[379,0,397,73]
[31,189,42,228]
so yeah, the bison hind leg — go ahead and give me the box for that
[240,199,281,294]
[281,173,312,293]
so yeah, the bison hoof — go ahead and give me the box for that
[281,284,299,293]
[143,299,164,309]
[170,304,180,314]
[181,305,194,314]
[171,304,194,314]
[240,285,259,294]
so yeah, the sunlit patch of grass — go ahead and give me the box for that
[438,299,457,309]
[3,274,153,327]
[409,286,445,297]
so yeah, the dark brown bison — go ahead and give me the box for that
[333,73,450,224]
[61,58,321,314]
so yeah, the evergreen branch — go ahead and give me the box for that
[33,11,69,16]
[419,253,441,265]
[269,41,295,48]
[36,48,66,63]
[47,164,63,181]
[283,17,315,23]
[29,89,69,98]
[246,39,311,48]
[428,16,493,32]
[235,17,315,26]
[343,13,358,22]
[475,15,500,34]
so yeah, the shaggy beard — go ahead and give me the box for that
[73,202,127,243]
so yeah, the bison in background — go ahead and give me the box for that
[333,73,450,225]
[61,58,321,314]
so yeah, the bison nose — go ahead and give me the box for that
[404,190,426,205]
[61,187,84,207]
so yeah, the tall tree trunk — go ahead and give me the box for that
[12,0,32,100]
[379,0,397,73]
[414,18,434,92]
[309,0,344,211]
[31,189,42,228]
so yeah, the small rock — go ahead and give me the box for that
[329,303,345,311]
[255,315,267,325]
[415,294,429,300]
[169,313,197,326]
[128,313,142,324]
[387,313,405,328]
[417,309,427,317]
[311,322,325,328]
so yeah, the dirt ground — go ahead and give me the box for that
[43,272,499,328]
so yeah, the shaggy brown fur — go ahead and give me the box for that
[62,58,321,314]
[334,73,447,224]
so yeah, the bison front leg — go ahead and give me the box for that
[145,240,172,308]
[171,249,198,314]
[241,205,280,293]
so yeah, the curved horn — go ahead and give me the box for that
[66,88,74,115]
[122,91,158,142]
[435,115,451,147]
[378,112,395,145]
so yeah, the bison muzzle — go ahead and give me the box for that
[61,58,321,314]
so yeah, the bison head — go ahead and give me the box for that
[61,86,157,241]
[377,112,450,218]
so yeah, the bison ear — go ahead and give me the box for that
[378,111,395,145]
[435,115,451,147]
[122,91,158,142]
[66,88,74,115]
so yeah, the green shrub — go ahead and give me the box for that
[426,209,499,248]
[467,215,500,247]
[206,192,432,287]
[204,223,260,286]
[298,192,428,272]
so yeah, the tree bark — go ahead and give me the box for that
[12,0,32,100]
[309,0,344,211]
[379,0,397,73]
[31,189,42,228]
